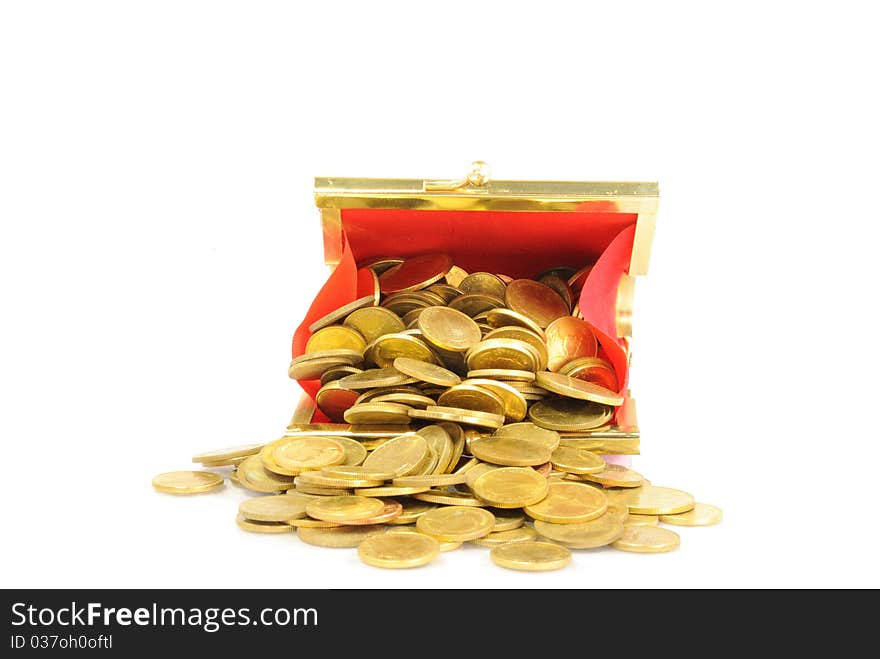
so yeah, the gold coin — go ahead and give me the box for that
[358,436,397,451]
[544,316,598,371]
[438,384,505,417]
[152,470,224,495]
[409,406,505,430]
[557,437,603,451]
[387,498,438,525]
[368,333,437,368]
[605,501,631,519]
[392,473,467,488]
[511,381,549,394]
[534,372,624,406]
[325,436,368,466]
[342,500,403,525]
[269,436,347,473]
[490,541,571,571]
[426,283,463,303]
[550,446,606,475]
[438,422,466,473]
[321,465,394,481]
[199,456,248,468]
[524,481,607,524]
[236,455,296,492]
[536,265,577,281]
[288,353,363,380]
[291,348,365,367]
[448,293,506,317]
[381,294,431,317]
[561,356,619,390]
[294,423,430,438]
[238,492,313,522]
[567,263,593,290]
[660,502,722,527]
[343,402,413,425]
[466,338,538,372]
[401,307,427,328]
[471,467,550,508]
[532,515,625,549]
[417,306,482,352]
[416,424,452,474]
[422,383,446,400]
[371,392,436,408]
[297,525,385,548]
[537,273,573,310]
[472,525,538,547]
[617,485,695,515]
[612,525,680,553]
[462,378,529,423]
[581,463,644,488]
[490,510,525,532]
[343,306,406,343]
[191,444,261,465]
[493,422,560,450]
[258,442,305,477]
[305,495,386,523]
[362,433,430,477]
[315,382,359,423]
[392,356,460,387]
[467,368,536,382]
[362,266,381,305]
[295,470,382,489]
[484,308,545,338]
[458,272,507,299]
[504,279,569,328]
[289,517,344,529]
[235,515,294,534]
[625,514,659,527]
[416,506,495,542]
[528,397,614,431]
[385,526,461,551]
[361,256,405,275]
[341,425,417,440]
[444,265,469,288]
[358,532,441,569]
[464,462,500,488]
[353,485,430,496]
[402,290,448,306]
[454,456,480,474]
[308,295,376,333]
[533,462,552,477]
[337,367,417,390]
[378,254,453,294]
[294,482,352,496]
[413,489,486,507]
[469,436,552,467]
[356,385,423,404]
[305,325,367,354]
[482,327,548,370]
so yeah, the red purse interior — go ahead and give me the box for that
[292,207,638,424]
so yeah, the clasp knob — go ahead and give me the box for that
[424,161,491,191]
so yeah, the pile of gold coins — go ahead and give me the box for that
[153,254,720,570]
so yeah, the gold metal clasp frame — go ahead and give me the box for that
[424,161,492,192]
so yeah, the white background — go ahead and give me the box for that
[1,1,878,589]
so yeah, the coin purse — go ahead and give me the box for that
[291,163,658,428]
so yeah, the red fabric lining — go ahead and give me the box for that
[292,208,637,423]
[340,209,636,277]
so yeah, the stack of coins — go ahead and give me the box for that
[155,254,721,570]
